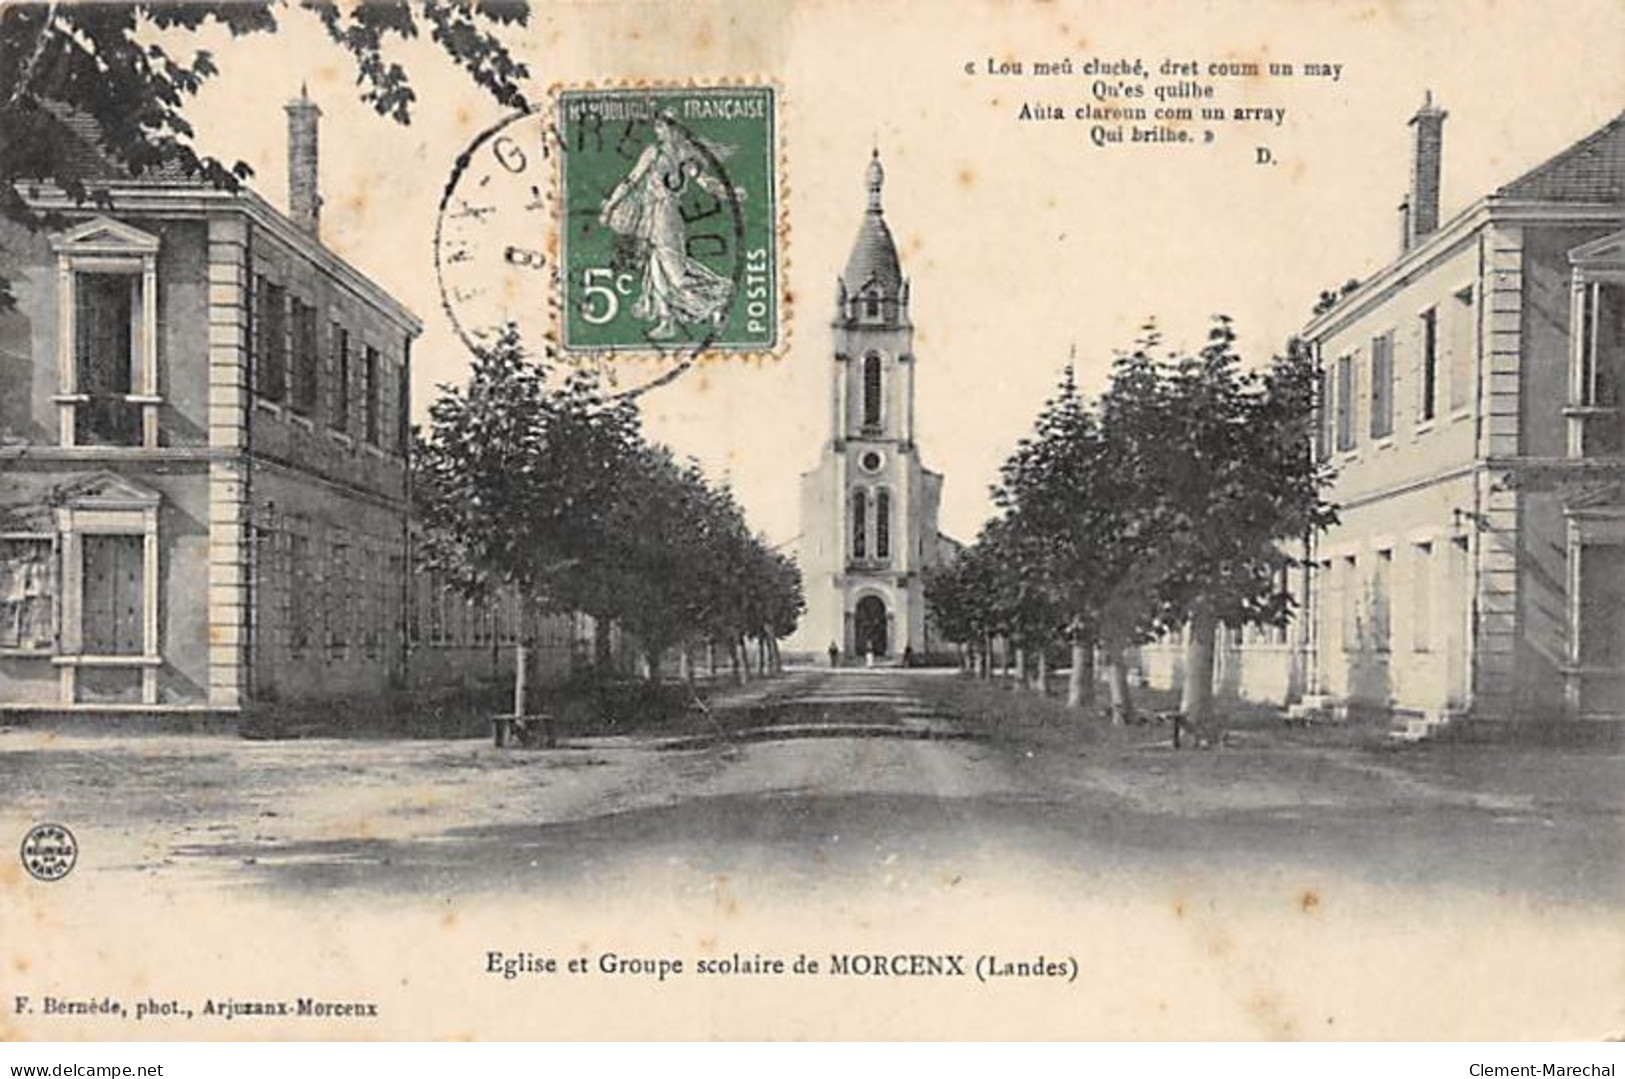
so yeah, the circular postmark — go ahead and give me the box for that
[20,822,77,882]
[435,86,775,399]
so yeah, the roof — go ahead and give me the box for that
[842,151,904,294]
[20,100,420,335]
[1494,111,1625,204]
[39,101,194,184]
[1304,110,1625,339]
[843,213,903,293]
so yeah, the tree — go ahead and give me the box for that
[932,321,1334,737]
[418,324,803,706]
[414,324,643,713]
[924,535,1001,678]
[992,360,1160,716]
[0,0,529,305]
[1102,318,1335,738]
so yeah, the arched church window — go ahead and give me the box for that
[876,489,891,561]
[862,354,882,428]
[865,295,879,318]
[852,489,867,559]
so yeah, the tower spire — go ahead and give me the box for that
[866,148,885,214]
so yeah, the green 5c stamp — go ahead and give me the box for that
[558,86,778,355]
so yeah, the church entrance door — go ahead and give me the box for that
[854,595,889,657]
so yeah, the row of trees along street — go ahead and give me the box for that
[925,317,1337,741]
[413,327,805,713]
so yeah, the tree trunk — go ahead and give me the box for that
[1066,639,1094,709]
[513,640,529,716]
[1002,639,1013,680]
[1014,648,1027,687]
[1033,650,1049,696]
[678,648,692,683]
[1103,642,1135,725]
[644,648,663,684]
[729,639,742,685]
[707,639,718,679]
[737,635,752,683]
[1181,606,1219,740]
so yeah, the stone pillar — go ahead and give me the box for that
[206,215,251,709]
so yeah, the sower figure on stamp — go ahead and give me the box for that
[599,113,740,340]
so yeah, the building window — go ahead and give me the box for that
[852,489,867,559]
[875,489,891,561]
[862,353,882,430]
[50,217,161,449]
[1577,544,1624,668]
[427,572,446,646]
[1411,542,1433,653]
[1448,286,1475,413]
[1315,368,1331,461]
[81,534,144,655]
[1577,281,1621,408]
[1371,549,1392,653]
[290,299,319,418]
[0,538,55,651]
[330,324,350,434]
[864,295,879,318]
[1569,278,1623,458]
[1369,332,1394,440]
[255,278,288,403]
[1334,354,1356,451]
[1272,566,1291,645]
[74,273,140,446]
[363,345,381,445]
[288,529,312,654]
[1419,307,1439,423]
[1340,555,1359,651]
[358,546,378,658]
[326,534,350,651]
[398,336,412,454]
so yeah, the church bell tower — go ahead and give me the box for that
[791,151,951,661]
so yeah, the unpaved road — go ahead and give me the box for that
[1,668,1618,905]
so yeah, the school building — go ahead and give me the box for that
[1139,99,1624,730]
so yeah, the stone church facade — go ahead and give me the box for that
[790,153,959,661]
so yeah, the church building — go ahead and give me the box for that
[790,152,958,661]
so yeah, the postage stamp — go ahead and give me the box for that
[556,85,779,355]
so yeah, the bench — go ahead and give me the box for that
[492,713,555,748]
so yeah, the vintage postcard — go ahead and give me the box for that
[0,0,1621,1043]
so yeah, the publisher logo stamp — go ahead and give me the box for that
[20,822,77,882]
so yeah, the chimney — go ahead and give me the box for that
[285,85,322,239]
[1404,90,1447,251]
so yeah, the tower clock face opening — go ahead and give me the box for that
[860,450,884,473]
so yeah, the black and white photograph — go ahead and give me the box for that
[0,0,1620,1048]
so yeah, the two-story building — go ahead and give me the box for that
[1140,99,1624,729]
[0,93,588,716]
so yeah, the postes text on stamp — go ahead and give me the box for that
[557,85,778,355]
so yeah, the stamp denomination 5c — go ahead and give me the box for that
[558,86,779,356]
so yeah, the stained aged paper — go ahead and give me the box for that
[1,0,1622,1042]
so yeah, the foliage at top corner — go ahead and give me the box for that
[0,1,531,305]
